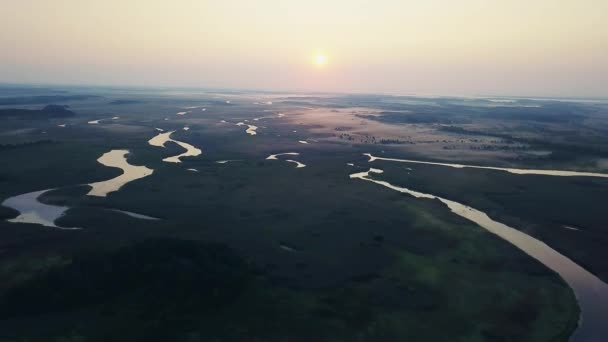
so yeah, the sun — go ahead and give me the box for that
[313,53,327,67]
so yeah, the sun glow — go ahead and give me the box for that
[313,53,327,67]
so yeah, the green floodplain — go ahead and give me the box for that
[1,85,608,341]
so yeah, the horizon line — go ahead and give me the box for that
[1,81,607,102]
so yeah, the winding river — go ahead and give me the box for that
[105,209,159,220]
[285,160,306,168]
[216,160,241,164]
[350,167,608,342]
[148,131,202,163]
[87,117,119,125]
[266,152,299,160]
[236,122,258,135]
[2,189,79,229]
[2,188,159,229]
[365,153,608,178]
[87,150,154,197]
[266,152,306,167]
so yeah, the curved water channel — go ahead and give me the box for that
[266,152,306,168]
[3,149,158,228]
[2,189,80,229]
[266,152,299,160]
[236,122,258,135]
[350,165,608,342]
[87,150,154,197]
[285,160,306,168]
[87,117,119,125]
[3,130,606,339]
[365,153,608,178]
[216,160,241,164]
[2,189,159,229]
[148,131,202,163]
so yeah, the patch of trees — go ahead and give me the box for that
[0,239,251,318]
[0,105,75,119]
[337,133,414,145]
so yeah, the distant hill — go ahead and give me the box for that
[0,105,76,119]
[0,94,98,105]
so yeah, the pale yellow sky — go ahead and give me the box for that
[1,0,606,96]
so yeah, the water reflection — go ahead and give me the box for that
[365,153,608,178]
[350,168,608,342]
[148,131,202,163]
[88,150,154,197]
[2,189,79,229]
[285,160,306,168]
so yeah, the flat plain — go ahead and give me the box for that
[1,85,607,341]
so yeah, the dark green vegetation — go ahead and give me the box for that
[0,105,75,119]
[372,160,608,282]
[108,99,141,105]
[359,101,589,124]
[0,95,97,105]
[2,85,605,341]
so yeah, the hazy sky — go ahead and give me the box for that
[1,0,606,97]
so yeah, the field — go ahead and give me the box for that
[1,85,607,341]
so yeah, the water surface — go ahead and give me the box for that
[236,122,258,135]
[365,153,608,178]
[216,160,241,164]
[88,150,154,197]
[285,160,306,168]
[106,209,160,220]
[266,152,299,160]
[350,168,608,342]
[2,189,79,229]
[2,188,159,228]
[148,131,202,163]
